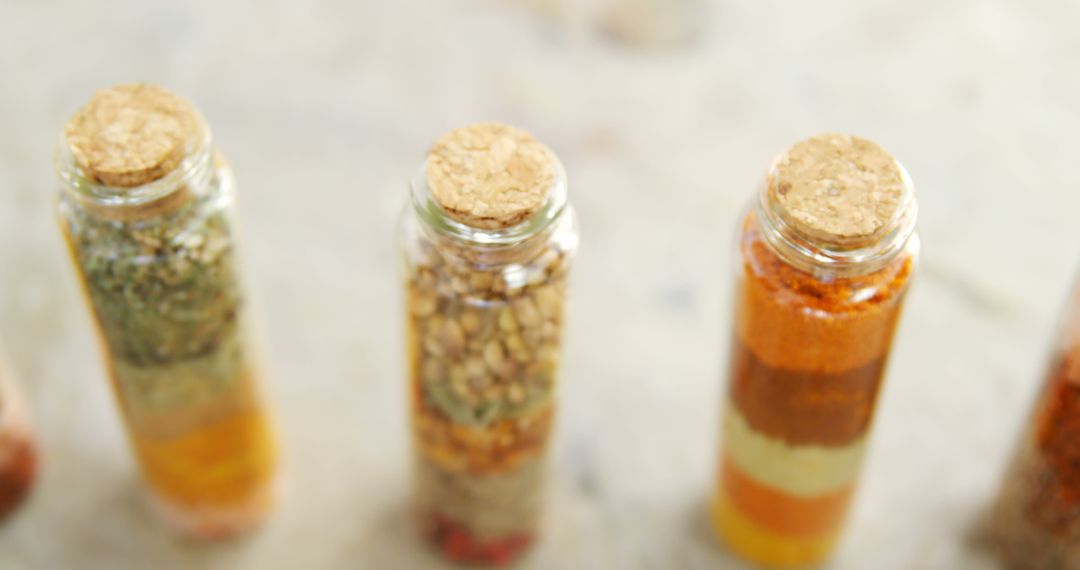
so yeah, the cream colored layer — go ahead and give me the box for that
[723,402,866,497]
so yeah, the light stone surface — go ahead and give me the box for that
[0,0,1078,568]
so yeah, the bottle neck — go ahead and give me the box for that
[754,171,918,279]
[55,122,216,223]
[409,158,570,266]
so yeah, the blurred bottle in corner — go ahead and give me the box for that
[503,0,705,49]
[596,0,705,48]
[0,346,37,521]
[988,272,1080,568]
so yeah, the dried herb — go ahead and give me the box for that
[65,203,245,403]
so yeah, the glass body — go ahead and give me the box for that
[712,186,918,567]
[988,277,1080,568]
[0,356,36,521]
[401,163,577,566]
[55,119,278,539]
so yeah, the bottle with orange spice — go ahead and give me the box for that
[401,123,577,566]
[712,133,919,567]
[0,351,36,521]
[987,275,1080,568]
[54,84,279,538]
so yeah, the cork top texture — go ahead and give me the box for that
[425,123,555,230]
[769,133,907,246]
[65,84,199,188]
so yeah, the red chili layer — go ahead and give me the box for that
[422,510,536,567]
[721,454,855,538]
[729,340,887,446]
[0,436,36,520]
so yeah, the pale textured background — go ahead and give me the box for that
[0,0,1078,568]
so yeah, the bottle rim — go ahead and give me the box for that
[54,111,214,209]
[409,153,570,248]
[755,158,919,277]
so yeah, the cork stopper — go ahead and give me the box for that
[65,84,199,188]
[425,123,555,230]
[769,133,907,246]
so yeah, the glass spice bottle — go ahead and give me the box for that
[711,134,919,568]
[401,123,577,566]
[0,351,37,521]
[54,84,279,539]
[987,274,1080,568]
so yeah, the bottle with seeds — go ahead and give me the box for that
[0,350,37,521]
[987,273,1080,568]
[712,134,919,567]
[402,123,577,566]
[55,84,279,538]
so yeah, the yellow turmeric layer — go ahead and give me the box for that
[711,487,840,568]
[131,406,277,509]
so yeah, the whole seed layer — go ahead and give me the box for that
[407,235,571,437]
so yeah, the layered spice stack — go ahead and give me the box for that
[712,134,919,567]
[988,277,1080,568]
[401,123,578,566]
[54,84,279,539]
[0,354,36,520]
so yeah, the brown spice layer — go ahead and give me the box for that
[735,212,912,374]
[0,435,36,519]
[730,341,886,446]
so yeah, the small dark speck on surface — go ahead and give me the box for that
[656,282,697,313]
[567,438,600,498]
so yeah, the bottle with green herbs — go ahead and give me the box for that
[401,123,578,566]
[0,351,36,521]
[55,84,279,539]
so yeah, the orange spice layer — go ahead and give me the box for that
[735,212,912,375]
[720,454,855,538]
[411,378,554,476]
[120,369,278,520]
[712,486,840,569]
[0,435,36,519]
